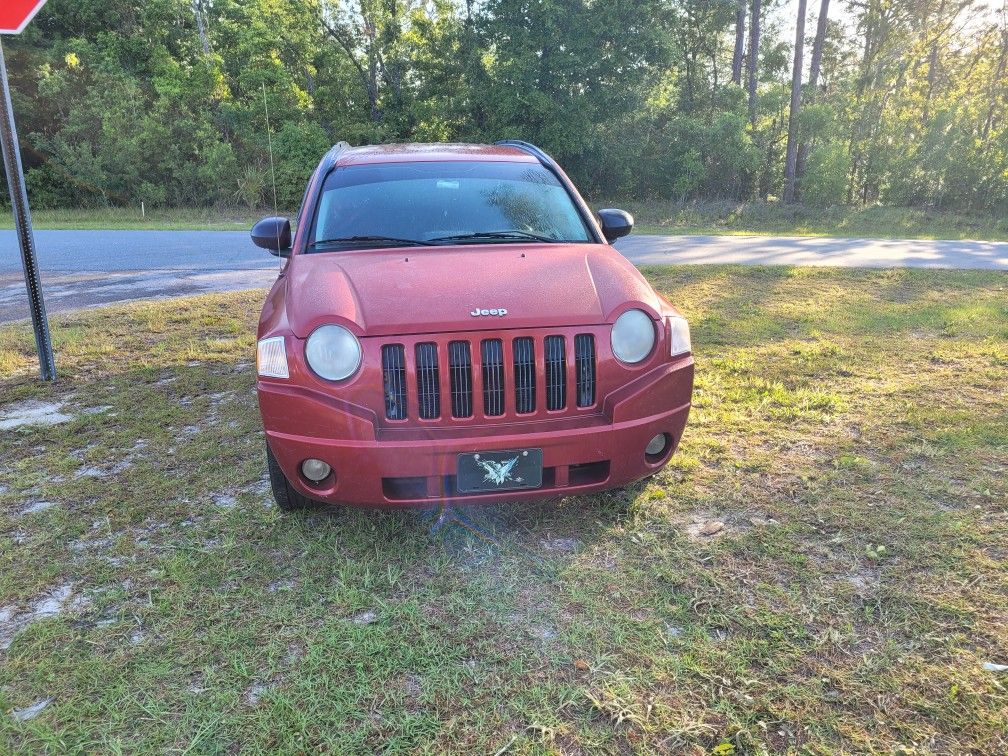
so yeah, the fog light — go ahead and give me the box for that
[646,433,667,457]
[301,458,331,482]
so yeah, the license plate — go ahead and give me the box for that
[456,449,543,493]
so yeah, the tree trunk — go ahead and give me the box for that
[795,0,829,184]
[747,0,761,126]
[923,0,946,124]
[320,14,382,124]
[983,26,1008,138]
[732,0,746,85]
[783,0,808,203]
[192,0,211,55]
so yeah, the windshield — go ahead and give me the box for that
[307,160,592,250]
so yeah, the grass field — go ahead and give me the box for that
[617,200,1008,241]
[4,201,1007,241]
[1,267,1006,752]
[0,207,265,232]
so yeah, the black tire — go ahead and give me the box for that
[266,443,318,512]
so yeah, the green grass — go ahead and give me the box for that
[1,267,1007,752]
[0,207,271,232]
[600,198,1008,241]
[5,201,1008,240]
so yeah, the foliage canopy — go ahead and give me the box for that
[4,0,1007,212]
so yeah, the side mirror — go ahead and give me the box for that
[597,208,634,243]
[251,216,292,256]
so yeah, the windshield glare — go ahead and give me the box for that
[309,160,592,249]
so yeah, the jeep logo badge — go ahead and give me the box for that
[471,308,508,317]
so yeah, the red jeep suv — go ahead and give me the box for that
[252,141,694,509]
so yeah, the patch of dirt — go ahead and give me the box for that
[70,440,147,480]
[18,500,56,515]
[244,683,269,706]
[74,466,105,479]
[80,405,112,416]
[686,518,726,540]
[528,623,557,641]
[540,537,580,553]
[0,401,74,431]
[350,610,377,625]
[0,583,85,651]
[212,493,237,509]
[664,623,684,639]
[208,391,236,406]
[243,476,271,497]
[9,697,53,722]
[844,565,881,594]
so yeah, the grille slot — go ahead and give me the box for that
[448,341,473,418]
[415,342,440,419]
[512,337,536,414]
[481,339,505,417]
[574,333,596,407]
[544,335,567,411]
[382,344,407,420]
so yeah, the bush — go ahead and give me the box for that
[800,143,849,207]
[270,121,332,210]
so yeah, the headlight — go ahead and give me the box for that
[305,324,362,381]
[611,309,655,363]
[669,316,691,356]
[257,336,289,378]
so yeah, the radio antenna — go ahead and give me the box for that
[262,81,281,268]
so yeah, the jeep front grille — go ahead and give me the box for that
[382,344,407,420]
[481,339,505,417]
[378,331,598,422]
[545,335,567,411]
[448,340,474,418]
[575,333,596,407]
[415,342,440,419]
[512,336,536,414]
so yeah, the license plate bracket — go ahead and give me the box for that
[456,449,543,493]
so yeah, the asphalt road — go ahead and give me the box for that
[2,228,1006,322]
[0,230,279,322]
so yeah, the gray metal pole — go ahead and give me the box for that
[0,38,54,381]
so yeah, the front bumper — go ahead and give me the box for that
[259,356,693,507]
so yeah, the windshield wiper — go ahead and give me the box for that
[428,230,560,244]
[308,235,436,249]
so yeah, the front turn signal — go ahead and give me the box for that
[669,316,691,356]
[257,336,289,378]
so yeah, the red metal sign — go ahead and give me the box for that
[0,0,47,34]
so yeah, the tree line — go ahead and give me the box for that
[3,0,1007,212]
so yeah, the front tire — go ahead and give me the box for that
[266,444,318,512]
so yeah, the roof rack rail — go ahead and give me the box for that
[319,141,352,172]
[495,140,603,244]
[495,139,552,166]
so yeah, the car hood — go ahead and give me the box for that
[283,243,664,338]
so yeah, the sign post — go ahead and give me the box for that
[1,0,54,381]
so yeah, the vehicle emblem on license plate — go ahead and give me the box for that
[471,308,507,316]
[475,453,522,486]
